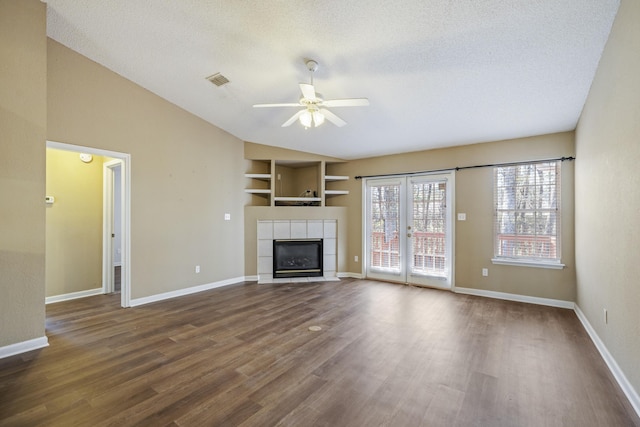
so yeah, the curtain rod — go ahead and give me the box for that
[354,156,575,180]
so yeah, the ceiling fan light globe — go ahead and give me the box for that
[313,111,325,127]
[300,111,312,128]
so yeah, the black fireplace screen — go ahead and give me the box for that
[273,239,323,278]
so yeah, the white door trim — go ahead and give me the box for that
[103,159,121,295]
[46,140,132,308]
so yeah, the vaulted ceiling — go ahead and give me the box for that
[44,1,620,159]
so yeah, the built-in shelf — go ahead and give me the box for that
[324,174,349,199]
[273,197,322,202]
[245,189,272,194]
[245,160,350,207]
[245,169,272,205]
[244,173,271,180]
[324,175,349,181]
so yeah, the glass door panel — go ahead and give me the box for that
[407,176,452,288]
[365,179,405,282]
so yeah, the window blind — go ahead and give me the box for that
[494,161,561,262]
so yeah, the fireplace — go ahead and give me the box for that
[273,239,323,278]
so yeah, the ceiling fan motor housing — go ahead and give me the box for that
[306,59,318,72]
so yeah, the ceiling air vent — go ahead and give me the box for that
[206,72,230,87]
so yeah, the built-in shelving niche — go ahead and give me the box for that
[244,160,349,207]
[244,160,272,206]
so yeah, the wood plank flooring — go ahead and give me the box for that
[1,279,638,426]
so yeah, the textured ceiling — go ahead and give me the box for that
[44,0,620,160]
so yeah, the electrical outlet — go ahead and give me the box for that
[482,268,488,277]
[457,213,467,221]
[195,265,200,273]
[224,213,231,221]
[354,255,359,262]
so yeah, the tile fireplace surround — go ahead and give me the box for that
[257,219,338,284]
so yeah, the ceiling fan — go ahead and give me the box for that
[253,59,369,128]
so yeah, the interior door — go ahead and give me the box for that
[365,173,454,289]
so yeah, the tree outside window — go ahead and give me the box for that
[494,161,561,263]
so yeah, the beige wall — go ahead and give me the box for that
[45,149,107,297]
[575,0,640,396]
[244,141,344,163]
[273,165,296,198]
[0,0,47,347]
[47,39,246,300]
[328,132,576,301]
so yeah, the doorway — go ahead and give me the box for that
[47,141,131,307]
[364,173,455,289]
[103,160,123,294]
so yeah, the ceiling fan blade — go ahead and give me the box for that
[281,110,305,127]
[299,83,316,100]
[319,108,346,127]
[322,98,370,107]
[253,103,301,108]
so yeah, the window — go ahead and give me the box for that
[493,161,563,268]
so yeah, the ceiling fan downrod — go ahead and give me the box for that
[305,59,318,86]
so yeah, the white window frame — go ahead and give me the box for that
[491,160,564,270]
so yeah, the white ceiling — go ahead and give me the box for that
[44,0,620,160]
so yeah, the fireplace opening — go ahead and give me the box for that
[273,239,323,278]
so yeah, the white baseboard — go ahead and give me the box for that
[244,275,259,282]
[45,288,103,304]
[129,276,245,307]
[337,272,363,279]
[0,336,49,359]
[454,287,575,309]
[574,305,640,418]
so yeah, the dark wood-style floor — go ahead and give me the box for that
[1,279,638,426]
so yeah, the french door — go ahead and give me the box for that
[364,173,454,289]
